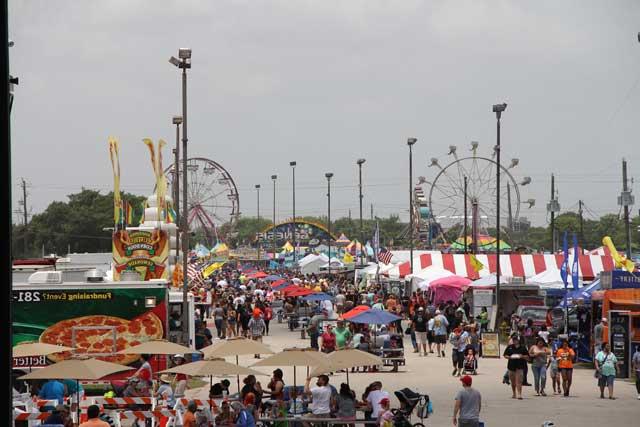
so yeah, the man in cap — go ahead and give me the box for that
[593,317,607,354]
[453,375,481,427]
[156,374,176,408]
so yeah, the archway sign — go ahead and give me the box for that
[255,220,337,248]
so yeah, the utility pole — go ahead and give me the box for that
[620,158,634,259]
[370,203,373,220]
[578,200,584,247]
[507,183,513,231]
[19,178,28,226]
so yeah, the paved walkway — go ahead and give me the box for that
[189,319,639,426]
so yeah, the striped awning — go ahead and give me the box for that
[386,253,614,280]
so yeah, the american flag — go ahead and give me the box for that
[377,247,393,265]
[187,263,204,285]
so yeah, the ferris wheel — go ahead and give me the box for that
[164,157,240,243]
[423,142,533,244]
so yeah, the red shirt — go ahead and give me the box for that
[321,332,336,352]
[264,307,273,321]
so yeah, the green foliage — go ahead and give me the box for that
[12,189,146,257]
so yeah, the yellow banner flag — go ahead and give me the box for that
[343,252,354,264]
[602,236,635,273]
[469,254,484,272]
[108,137,122,225]
[202,262,224,279]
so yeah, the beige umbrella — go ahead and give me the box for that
[201,337,274,391]
[13,342,74,358]
[252,348,328,407]
[308,349,382,384]
[201,337,274,359]
[18,358,133,422]
[116,339,196,355]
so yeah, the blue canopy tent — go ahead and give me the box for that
[265,275,282,281]
[556,279,601,308]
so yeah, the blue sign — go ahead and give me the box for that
[610,270,640,289]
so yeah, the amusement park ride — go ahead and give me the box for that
[164,157,240,245]
[411,141,534,251]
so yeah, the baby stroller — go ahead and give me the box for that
[462,345,478,375]
[392,388,430,427]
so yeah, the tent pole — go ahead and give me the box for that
[236,355,240,393]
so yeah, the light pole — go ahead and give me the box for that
[271,175,277,263]
[407,138,417,275]
[492,102,507,322]
[256,184,261,262]
[357,158,366,267]
[172,115,182,262]
[169,47,191,345]
[325,172,333,275]
[290,161,297,266]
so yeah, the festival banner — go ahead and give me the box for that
[108,137,122,226]
[481,332,500,358]
[112,229,169,280]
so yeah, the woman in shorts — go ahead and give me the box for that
[556,339,576,397]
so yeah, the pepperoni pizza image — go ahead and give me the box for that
[39,311,163,364]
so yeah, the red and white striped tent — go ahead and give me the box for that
[385,253,614,281]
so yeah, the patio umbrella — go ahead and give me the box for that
[13,342,74,358]
[341,305,370,320]
[200,337,274,391]
[307,349,382,384]
[286,287,315,298]
[429,275,472,288]
[265,275,282,281]
[116,339,198,380]
[348,308,402,325]
[252,348,328,409]
[301,292,333,302]
[19,358,133,422]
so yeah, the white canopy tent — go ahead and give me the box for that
[298,253,329,275]
[408,266,455,291]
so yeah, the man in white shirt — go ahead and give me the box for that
[303,375,332,426]
[366,381,390,420]
[321,299,334,319]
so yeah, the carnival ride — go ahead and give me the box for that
[164,157,240,244]
[415,141,533,249]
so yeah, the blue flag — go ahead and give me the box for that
[560,231,569,289]
[571,234,580,290]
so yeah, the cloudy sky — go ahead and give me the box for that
[9,1,640,229]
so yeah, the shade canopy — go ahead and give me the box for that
[201,337,274,359]
[285,287,315,297]
[265,275,282,281]
[160,358,266,377]
[348,308,402,325]
[308,349,381,377]
[251,348,327,368]
[341,305,370,320]
[301,292,333,302]
[18,358,133,380]
[13,343,74,358]
[116,340,197,355]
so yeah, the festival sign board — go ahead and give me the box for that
[12,284,167,369]
[481,332,500,358]
[255,220,337,248]
[112,229,169,281]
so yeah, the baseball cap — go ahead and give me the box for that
[460,375,472,386]
[173,354,185,360]
[417,307,424,311]
[602,317,608,322]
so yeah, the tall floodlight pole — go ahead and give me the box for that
[407,138,417,275]
[464,176,468,254]
[492,103,507,323]
[256,184,261,262]
[290,161,297,267]
[169,48,191,345]
[357,158,366,266]
[271,175,277,263]
[325,172,334,275]
[172,116,182,261]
